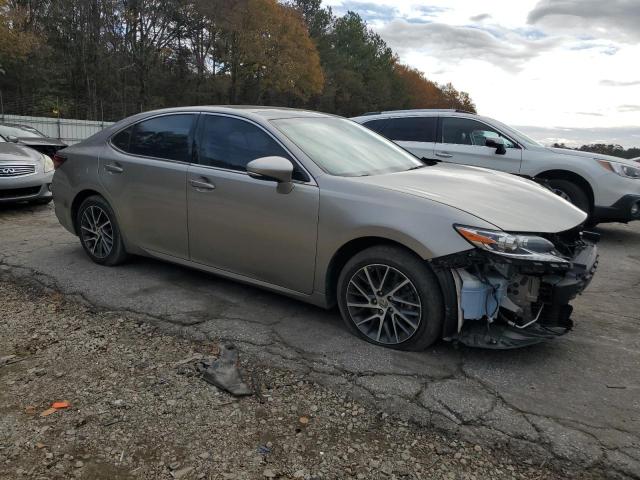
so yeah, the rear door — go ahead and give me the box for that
[99,113,196,259]
[187,114,319,294]
[364,116,437,159]
[436,116,522,173]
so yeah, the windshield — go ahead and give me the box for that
[487,118,543,147]
[272,117,423,177]
[0,125,43,138]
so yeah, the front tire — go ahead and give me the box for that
[546,178,590,215]
[76,195,128,266]
[337,245,444,351]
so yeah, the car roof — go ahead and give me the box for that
[131,105,335,121]
[351,109,477,122]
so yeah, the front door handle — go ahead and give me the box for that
[435,151,453,158]
[105,163,124,173]
[189,178,216,191]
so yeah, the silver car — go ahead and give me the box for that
[0,136,54,205]
[352,109,640,225]
[52,107,598,350]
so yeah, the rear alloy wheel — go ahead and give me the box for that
[77,195,128,266]
[337,245,444,351]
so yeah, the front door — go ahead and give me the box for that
[187,114,319,294]
[435,116,522,173]
[99,113,197,259]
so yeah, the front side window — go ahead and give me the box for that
[125,114,195,162]
[197,115,298,174]
[382,117,437,143]
[441,117,516,148]
[273,117,424,177]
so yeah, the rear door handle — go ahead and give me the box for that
[189,178,216,191]
[105,163,124,173]
[435,151,453,158]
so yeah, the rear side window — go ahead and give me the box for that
[362,119,389,135]
[380,117,437,142]
[119,114,195,162]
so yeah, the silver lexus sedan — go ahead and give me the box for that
[52,107,598,350]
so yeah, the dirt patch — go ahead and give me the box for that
[0,279,604,480]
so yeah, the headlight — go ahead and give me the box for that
[43,154,54,173]
[598,160,640,179]
[454,226,569,263]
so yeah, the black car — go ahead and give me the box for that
[0,123,67,157]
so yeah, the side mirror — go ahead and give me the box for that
[247,156,294,194]
[485,137,506,155]
[6,135,19,143]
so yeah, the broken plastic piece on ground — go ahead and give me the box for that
[52,401,71,409]
[198,344,252,397]
[453,321,570,349]
[40,407,58,417]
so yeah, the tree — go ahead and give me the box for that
[217,0,323,104]
[0,0,475,122]
[0,0,38,71]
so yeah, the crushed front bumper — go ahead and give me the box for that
[433,234,598,349]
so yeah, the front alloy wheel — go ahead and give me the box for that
[337,245,444,351]
[346,264,422,345]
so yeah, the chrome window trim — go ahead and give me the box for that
[194,112,317,186]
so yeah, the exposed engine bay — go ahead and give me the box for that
[433,227,599,349]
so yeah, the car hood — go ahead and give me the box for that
[353,163,587,233]
[0,143,42,163]
[547,147,638,166]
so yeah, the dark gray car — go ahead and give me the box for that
[51,107,597,350]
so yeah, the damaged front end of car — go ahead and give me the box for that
[433,225,599,349]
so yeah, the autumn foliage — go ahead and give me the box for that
[0,0,474,120]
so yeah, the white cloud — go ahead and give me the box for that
[323,0,640,146]
[527,0,640,43]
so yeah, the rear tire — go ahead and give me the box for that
[76,195,128,266]
[546,178,590,215]
[337,245,444,351]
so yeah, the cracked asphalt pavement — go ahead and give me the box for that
[1,203,639,478]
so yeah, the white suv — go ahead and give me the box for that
[352,110,640,225]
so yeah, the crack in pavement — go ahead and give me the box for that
[1,215,640,479]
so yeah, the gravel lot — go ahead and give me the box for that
[0,278,602,480]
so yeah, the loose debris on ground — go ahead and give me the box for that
[0,279,604,480]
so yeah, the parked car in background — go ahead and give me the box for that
[352,110,640,225]
[0,123,67,157]
[0,135,54,205]
[52,106,597,350]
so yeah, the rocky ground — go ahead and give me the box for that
[0,278,605,480]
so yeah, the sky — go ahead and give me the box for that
[323,0,640,148]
